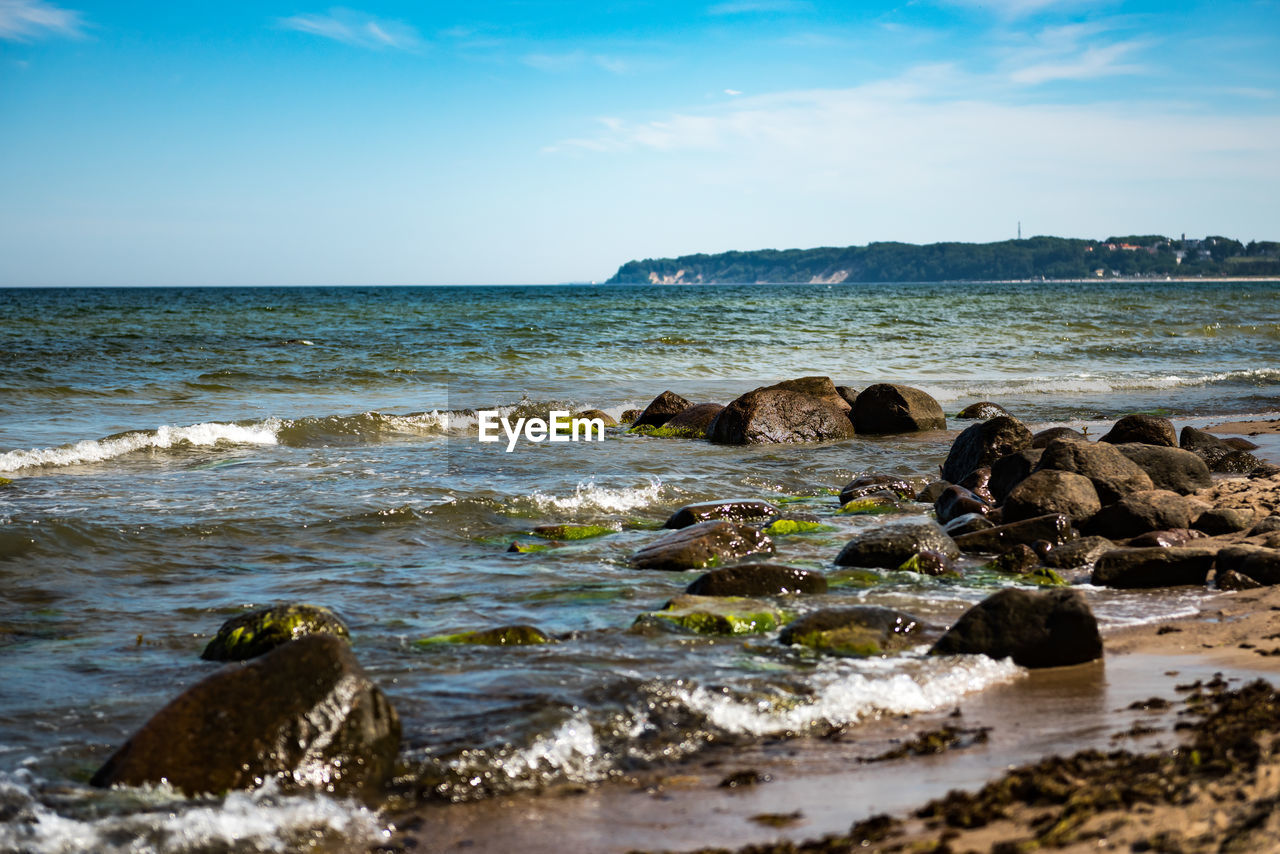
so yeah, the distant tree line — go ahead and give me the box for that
[605,236,1280,284]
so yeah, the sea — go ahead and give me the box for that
[1,281,1278,852]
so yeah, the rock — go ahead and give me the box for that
[1040,536,1113,569]
[837,494,903,515]
[957,466,995,504]
[759,376,852,411]
[663,499,780,529]
[659,403,724,437]
[915,480,951,503]
[1248,515,1280,536]
[839,474,915,505]
[835,385,860,409]
[1215,546,1280,585]
[685,564,828,596]
[91,635,400,798]
[631,520,773,570]
[416,625,551,645]
[619,408,642,424]
[934,485,992,526]
[1223,436,1260,450]
[575,409,618,427]
[1115,444,1213,495]
[507,540,557,553]
[532,524,615,540]
[708,387,857,445]
[834,520,959,568]
[1031,427,1086,448]
[1216,569,1263,591]
[633,391,693,429]
[201,604,350,662]
[1035,438,1154,504]
[952,514,1075,555]
[852,384,946,435]
[929,589,1102,669]
[1090,547,1216,588]
[1194,507,1255,536]
[1099,414,1177,448]
[941,416,1033,485]
[1180,426,1265,473]
[1003,470,1101,526]
[1087,490,1201,539]
[983,543,1040,575]
[957,402,1012,420]
[989,449,1043,504]
[761,517,826,536]
[943,512,995,537]
[1126,528,1205,548]
[779,606,927,655]
[635,595,783,635]
[897,549,958,577]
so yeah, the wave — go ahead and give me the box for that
[920,367,1280,404]
[0,421,281,473]
[526,477,669,514]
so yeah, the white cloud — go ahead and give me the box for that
[1009,39,1145,84]
[279,7,421,51]
[0,0,83,41]
[996,21,1149,85]
[724,88,743,96]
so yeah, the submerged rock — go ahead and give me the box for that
[929,588,1102,669]
[660,403,724,437]
[838,474,915,505]
[897,549,958,577]
[709,385,856,445]
[633,391,693,429]
[1090,547,1216,588]
[1003,470,1100,526]
[834,520,960,568]
[201,604,350,662]
[941,416,1033,484]
[635,594,783,635]
[1115,444,1212,495]
[1099,414,1177,448]
[574,409,618,427]
[761,517,827,536]
[685,563,828,596]
[631,520,773,570]
[663,499,779,529]
[1035,438,1154,504]
[531,524,615,540]
[92,635,400,798]
[779,606,927,656]
[852,384,946,435]
[837,494,903,515]
[416,625,552,646]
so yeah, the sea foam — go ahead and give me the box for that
[0,421,281,473]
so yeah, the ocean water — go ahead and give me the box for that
[1,281,1278,851]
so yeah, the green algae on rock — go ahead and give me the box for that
[507,540,558,553]
[761,518,828,536]
[415,624,552,646]
[634,594,784,635]
[201,603,350,662]
[530,523,616,540]
[625,424,709,439]
[779,606,926,656]
[836,495,903,515]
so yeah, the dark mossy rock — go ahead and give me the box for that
[952,513,1076,555]
[416,625,551,646]
[836,493,904,516]
[507,540,558,553]
[834,520,959,568]
[1194,507,1255,536]
[1003,470,1100,526]
[660,403,724,437]
[1035,438,1154,504]
[1040,535,1114,569]
[532,523,616,540]
[1031,427,1086,448]
[1248,515,1280,536]
[1217,569,1264,591]
[1086,490,1201,539]
[663,499,779,529]
[989,448,1043,505]
[1215,546,1280,585]
[633,391,693,429]
[779,606,927,656]
[619,408,642,424]
[835,385,860,409]
[915,480,951,504]
[686,563,828,596]
[852,384,946,435]
[934,485,991,526]
[1099,414,1177,448]
[943,512,996,537]
[635,594,783,636]
[707,383,856,445]
[92,635,400,798]
[1090,547,1216,588]
[1125,528,1204,548]
[1180,426,1265,473]
[575,409,618,427]
[631,520,773,570]
[1115,444,1213,495]
[897,549,958,577]
[957,402,1012,420]
[984,543,1040,575]
[839,474,915,505]
[759,376,852,412]
[201,604,350,662]
[941,416,1033,484]
[761,516,826,536]
[929,588,1101,669]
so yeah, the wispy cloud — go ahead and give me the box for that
[279,7,422,51]
[708,0,811,15]
[1001,22,1148,85]
[0,0,84,41]
[522,50,631,74]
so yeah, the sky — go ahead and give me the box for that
[1,0,1279,285]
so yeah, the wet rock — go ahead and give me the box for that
[658,403,723,437]
[1003,470,1101,526]
[837,494,904,515]
[1115,444,1213,495]
[834,520,959,568]
[635,594,783,635]
[416,625,551,646]
[957,466,995,504]
[915,480,951,504]
[957,402,1012,420]
[1031,427,1086,448]
[897,549,958,577]
[532,524,615,540]
[1215,546,1280,585]
[943,512,995,537]
[1087,490,1201,539]
[201,604,350,662]
[835,385,860,409]
[1180,426,1265,473]
[1248,515,1280,536]
[631,520,773,570]
[779,606,927,656]
[952,514,1075,555]
[929,588,1102,669]
[1035,438,1154,504]
[619,408,642,424]
[984,543,1040,575]
[92,635,400,798]
[708,387,856,445]
[633,391,693,429]
[989,448,1043,505]
[761,517,826,536]
[1194,507,1255,536]
[663,499,779,529]
[1216,569,1264,591]
[1223,436,1260,450]
[686,563,828,597]
[941,416,1033,484]
[934,485,992,526]
[1091,547,1216,588]
[1126,528,1205,548]
[852,384,946,435]
[759,376,852,412]
[839,474,915,505]
[1099,414,1177,448]
[1040,536,1113,569]
[575,409,618,427]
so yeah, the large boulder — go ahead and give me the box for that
[952,513,1075,555]
[1215,547,1280,586]
[686,563,828,596]
[1003,470,1101,526]
[660,403,724,436]
[989,448,1043,504]
[91,635,400,798]
[631,520,773,570]
[1180,426,1264,473]
[202,604,350,662]
[1087,490,1201,539]
[929,588,1102,669]
[852,384,946,435]
[1031,427,1086,448]
[1090,547,1216,588]
[1115,444,1212,495]
[633,391,693,429]
[1194,507,1255,536]
[708,387,856,445]
[1099,414,1177,448]
[1035,438,1154,504]
[941,416,1033,484]
[834,520,959,568]
[760,376,851,412]
[663,499,779,529]
[779,606,927,655]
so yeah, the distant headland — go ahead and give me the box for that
[606,235,1280,284]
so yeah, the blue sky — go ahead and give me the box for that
[1,0,1278,285]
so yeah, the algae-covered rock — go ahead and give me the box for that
[633,391,693,429]
[929,588,1101,669]
[835,520,960,568]
[415,625,552,646]
[92,635,400,798]
[660,403,724,437]
[531,523,615,540]
[896,549,959,577]
[762,517,827,536]
[631,520,773,570]
[686,563,828,596]
[982,543,1039,575]
[663,499,779,529]
[837,495,903,515]
[838,475,915,505]
[0,476,12,487]
[619,408,642,424]
[634,595,783,635]
[201,604,350,662]
[779,606,927,656]
[507,540,557,553]
[627,424,708,439]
